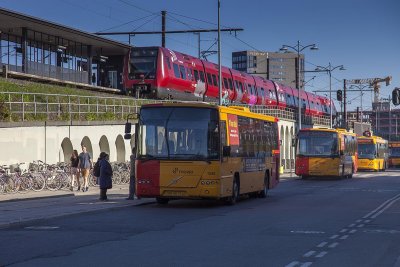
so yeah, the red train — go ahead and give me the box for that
[123,46,336,117]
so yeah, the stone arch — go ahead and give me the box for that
[61,137,73,163]
[115,135,126,162]
[81,136,93,158]
[99,135,110,156]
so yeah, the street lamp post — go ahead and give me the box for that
[280,41,318,131]
[315,63,345,128]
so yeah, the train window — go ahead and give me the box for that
[165,56,171,69]
[228,78,233,90]
[248,84,252,94]
[179,65,186,79]
[239,82,244,93]
[193,70,199,81]
[260,88,265,97]
[173,63,180,78]
[223,78,229,89]
[212,74,218,86]
[207,73,213,84]
[199,71,205,82]
[188,68,194,81]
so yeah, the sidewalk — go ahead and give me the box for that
[0,184,155,229]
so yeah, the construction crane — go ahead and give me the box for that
[346,76,392,102]
[341,76,391,129]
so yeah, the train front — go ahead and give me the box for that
[135,104,221,202]
[295,130,341,177]
[124,47,160,98]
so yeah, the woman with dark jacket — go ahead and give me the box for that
[98,152,113,201]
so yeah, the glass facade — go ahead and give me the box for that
[1,29,89,83]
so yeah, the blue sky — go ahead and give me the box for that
[1,0,399,111]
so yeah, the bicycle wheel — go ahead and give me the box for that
[46,172,60,191]
[112,172,122,185]
[89,173,98,187]
[31,173,46,192]
[16,174,33,193]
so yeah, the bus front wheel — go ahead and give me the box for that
[226,177,240,205]
[259,174,269,198]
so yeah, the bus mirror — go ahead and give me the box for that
[124,122,132,140]
[223,146,231,157]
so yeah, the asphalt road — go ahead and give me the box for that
[1,170,400,267]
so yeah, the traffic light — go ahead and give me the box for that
[392,88,400,106]
[337,90,343,101]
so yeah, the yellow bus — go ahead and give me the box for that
[125,102,280,204]
[389,141,400,168]
[295,128,358,179]
[357,135,389,171]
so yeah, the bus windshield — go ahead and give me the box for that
[138,107,220,160]
[358,143,376,159]
[389,147,400,157]
[129,48,158,79]
[297,131,338,157]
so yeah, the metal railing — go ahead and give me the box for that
[0,91,163,122]
[0,91,332,126]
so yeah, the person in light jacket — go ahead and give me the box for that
[98,152,113,201]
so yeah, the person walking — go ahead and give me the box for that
[126,146,136,200]
[98,152,113,201]
[78,144,92,192]
[70,150,80,191]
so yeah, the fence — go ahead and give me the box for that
[0,91,332,127]
[0,91,163,122]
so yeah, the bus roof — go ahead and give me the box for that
[299,127,357,136]
[141,102,278,123]
[357,135,387,143]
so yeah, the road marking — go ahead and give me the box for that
[340,235,349,240]
[285,261,300,267]
[356,219,362,223]
[364,219,371,223]
[328,242,339,248]
[348,224,355,227]
[363,193,400,219]
[349,229,357,234]
[300,263,313,267]
[315,251,328,258]
[340,229,348,233]
[303,251,316,257]
[357,224,364,228]
[364,229,400,234]
[291,230,325,234]
[330,235,339,239]
[317,242,328,248]
[25,226,59,230]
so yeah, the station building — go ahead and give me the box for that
[0,7,131,92]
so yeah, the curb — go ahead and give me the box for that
[0,193,75,203]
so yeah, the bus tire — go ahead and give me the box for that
[259,173,269,198]
[227,176,240,205]
[156,197,169,204]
